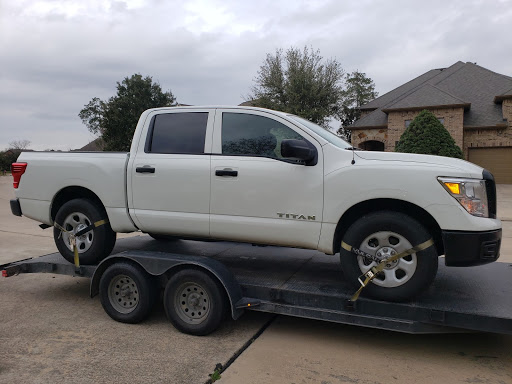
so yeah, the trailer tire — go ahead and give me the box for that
[340,211,438,302]
[99,262,156,323]
[164,269,227,336]
[54,198,116,265]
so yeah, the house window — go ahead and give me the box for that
[359,140,384,151]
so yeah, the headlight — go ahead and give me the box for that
[438,177,489,218]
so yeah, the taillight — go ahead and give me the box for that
[11,163,27,189]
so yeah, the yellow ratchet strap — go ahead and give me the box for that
[342,238,434,302]
[92,219,108,229]
[54,219,109,271]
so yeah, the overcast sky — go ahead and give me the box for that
[1,0,511,151]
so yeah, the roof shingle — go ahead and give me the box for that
[382,84,469,111]
[354,62,512,128]
[351,109,387,128]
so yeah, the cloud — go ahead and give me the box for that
[1,0,511,150]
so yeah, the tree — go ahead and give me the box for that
[1,140,31,173]
[9,139,31,150]
[395,110,463,158]
[337,71,378,141]
[0,152,9,173]
[248,46,344,128]
[79,74,177,151]
[0,149,22,173]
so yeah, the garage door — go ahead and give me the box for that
[468,147,512,184]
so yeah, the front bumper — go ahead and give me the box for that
[10,199,22,217]
[443,229,501,266]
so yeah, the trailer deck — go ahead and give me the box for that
[2,236,511,335]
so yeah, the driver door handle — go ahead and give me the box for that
[136,166,155,173]
[215,169,238,177]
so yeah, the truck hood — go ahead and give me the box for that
[353,150,484,177]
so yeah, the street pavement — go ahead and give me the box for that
[1,175,511,383]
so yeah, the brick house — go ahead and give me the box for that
[350,62,512,183]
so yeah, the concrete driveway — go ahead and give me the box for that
[221,186,512,384]
[0,176,271,384]
[1,176,511,384]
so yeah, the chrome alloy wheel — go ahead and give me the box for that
[61,212,94,253]
[357,231,417,288]
[174,282,211,324]
[108,274,140,314]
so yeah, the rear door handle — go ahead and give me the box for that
[136,166,155,173]
[215,169,238,177]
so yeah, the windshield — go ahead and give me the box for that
[287,115,352,149]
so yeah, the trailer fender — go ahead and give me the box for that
[90,251,244,319]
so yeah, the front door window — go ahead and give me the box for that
[221,113,307,159]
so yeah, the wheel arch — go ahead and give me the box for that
[51,186,107,221]
[332,198,444,256]
[90,254,244,320]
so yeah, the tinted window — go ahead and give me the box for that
[222,113,306,158]
[148,112,208,154]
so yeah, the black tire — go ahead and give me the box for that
[99,262,156,323]
[148,233,178,241]
[340,211,438,302]
[164,269,227,336]
[53,198,116,265]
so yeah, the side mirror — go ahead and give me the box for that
[281,139,317,166]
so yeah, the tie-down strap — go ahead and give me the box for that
[341,238,434,302]
[54,219,109,271]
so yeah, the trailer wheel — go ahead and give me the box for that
[164,269,227,336]
[340,211,438,302]
[99,262,156,324]
[54,198,116,265]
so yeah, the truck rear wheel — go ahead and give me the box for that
[99,262,156,323]
[340,211,438,302]
[164,269,227,335]
[53,198,116,265]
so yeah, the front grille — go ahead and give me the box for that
[483,169,497,219]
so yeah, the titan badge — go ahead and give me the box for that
[277,213,316,220]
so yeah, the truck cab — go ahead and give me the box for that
[10,106,502,301]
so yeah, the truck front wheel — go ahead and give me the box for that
[53,198,116,265]
[340,211,438,302]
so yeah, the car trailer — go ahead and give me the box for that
[2,237,512,335]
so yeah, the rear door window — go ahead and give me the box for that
[147,112,208,154]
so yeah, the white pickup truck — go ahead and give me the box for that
[10,106,502,301]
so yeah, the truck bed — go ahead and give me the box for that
[14,150,133,231]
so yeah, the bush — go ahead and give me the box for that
[0,149,21,173]
[395,110,463,159]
